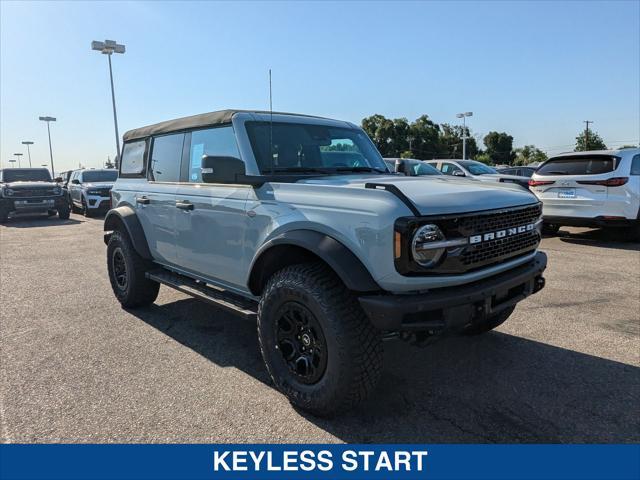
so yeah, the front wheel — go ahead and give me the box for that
[257,262,383,417]
[107,230,159,308]
[58,204,70,220]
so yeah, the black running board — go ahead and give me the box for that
[146,269,258,320]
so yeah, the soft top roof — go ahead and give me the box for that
[122,109,329,142]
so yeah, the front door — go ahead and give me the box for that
[174,126,252,293]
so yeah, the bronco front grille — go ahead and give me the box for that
[11,188,57,198]
[462,231,539,266]
[456,203,542,237]
[394,203,542,276]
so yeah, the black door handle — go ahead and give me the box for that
[136,197,150,205]
[175,201,194,210]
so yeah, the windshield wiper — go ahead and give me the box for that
[269,167,333,174]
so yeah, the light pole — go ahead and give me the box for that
[39,116,57,177]
[21,141,34,167]
[91,39,125,167]
[456,112,473,159]
[13,153,23,168]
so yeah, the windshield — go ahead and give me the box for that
[246,122,389,174]
[459,161,497,175]
[82,170,118,182]
[412,162,442,176]
[536,156,618,176]
[2,169,51,182]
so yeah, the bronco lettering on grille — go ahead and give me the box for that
[469,223,536,245]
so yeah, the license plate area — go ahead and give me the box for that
[557,188,576,199]
[14,199,55,205]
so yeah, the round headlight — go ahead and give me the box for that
[5,188,14,196]
[411,224,446,268]
[53,186,61,195]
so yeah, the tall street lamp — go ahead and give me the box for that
[91,39,125,166]
[13,153,23,168]
[21,141,34,167]
[456,112,473,160]
[39,116,56,176]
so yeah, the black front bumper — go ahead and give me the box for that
[358,251,547,332]
[1,196,67,214]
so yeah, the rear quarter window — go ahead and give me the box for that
[537,155,618,176]
[630,154,640,175]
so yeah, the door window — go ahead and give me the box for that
[440,162,463,175]
[187,126,240,183]
[630,155,640,175]
[120,140,147,176]
[149,133,185,182]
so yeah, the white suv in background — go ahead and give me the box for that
[529,149,640,239]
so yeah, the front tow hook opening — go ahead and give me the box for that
[534,275,546,293]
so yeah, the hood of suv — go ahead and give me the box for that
[297,174,538,215]
[82,182,115,189]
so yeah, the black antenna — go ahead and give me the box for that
[269,69,274,174]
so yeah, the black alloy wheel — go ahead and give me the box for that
[275,301,327,384]
[111,247,128,291]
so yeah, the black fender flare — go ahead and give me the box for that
[249,230,381,295]
[103,206,152,260]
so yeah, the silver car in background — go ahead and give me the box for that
[426,159,531,189]
[68,168,117,217]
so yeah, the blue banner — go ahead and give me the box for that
[1,444,638,480]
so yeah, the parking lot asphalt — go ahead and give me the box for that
[1,215,638,443]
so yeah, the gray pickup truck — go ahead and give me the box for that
[104,110,547,416]
[0,168,70,222]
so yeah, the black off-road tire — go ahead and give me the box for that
[70,199,81,214]
[0,209,8,224]
[107,230,159,308]
[543,223,560,235]
[463,306,516,335]
[257,262,383,417]
[82,198,93,217]
[620,223,640,242]
[57,205,70,220]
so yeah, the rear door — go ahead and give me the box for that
[139,133,183,266]
[174,126,251,292]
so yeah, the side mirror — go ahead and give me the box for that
[201,155,246,184]
[54,177,63,183]
[453,170,465,177]
[71,179,80,184]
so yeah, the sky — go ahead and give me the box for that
[1,0,639,172]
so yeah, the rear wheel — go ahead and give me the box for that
[107,230,159,308]
[620,222,640,242]
[257,262,383,417]
[463,306,515,335]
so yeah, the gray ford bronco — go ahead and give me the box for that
[104,110,547,416]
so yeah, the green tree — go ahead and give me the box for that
[361,114,396,156]
[407,115,441,159]
[575,129,607,151]
[513,145,547,166]
[438,123,478,159]
[483,131,515,165]
[474,153,492,165]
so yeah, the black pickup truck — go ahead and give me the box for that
[0,168,70,223]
